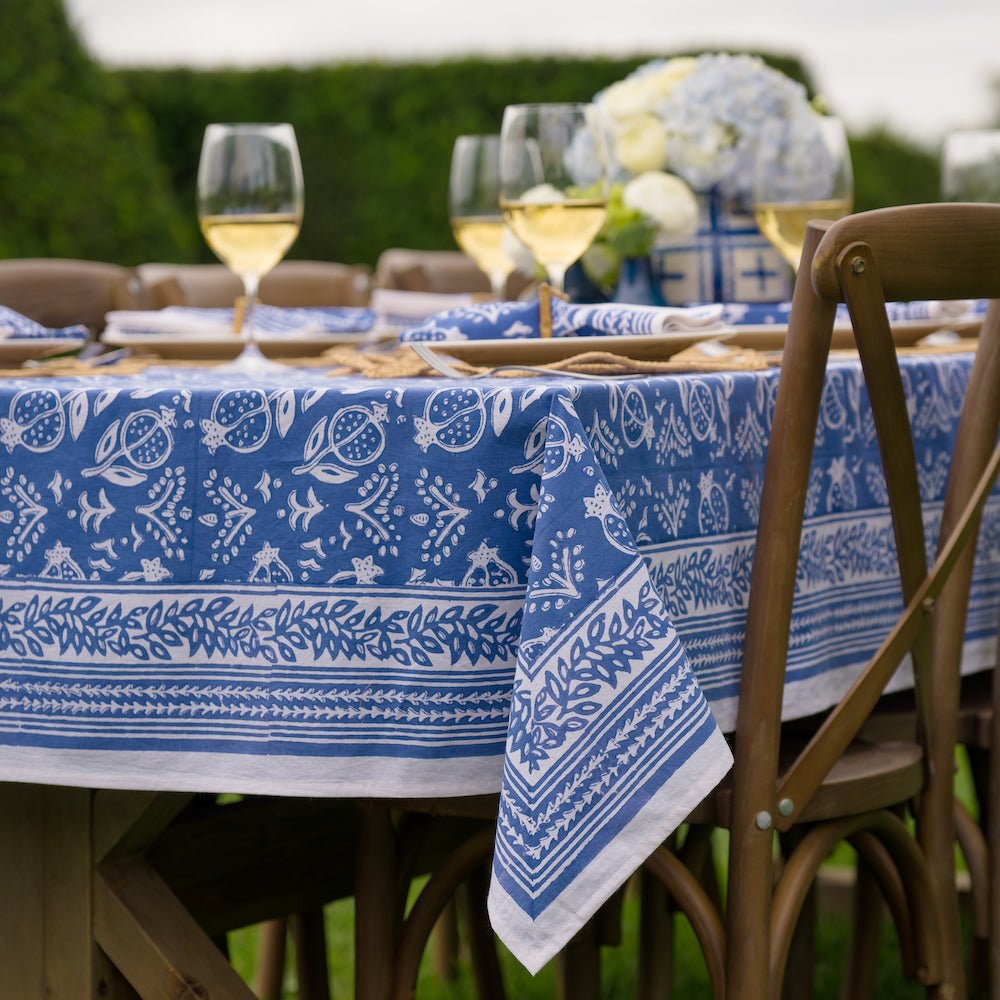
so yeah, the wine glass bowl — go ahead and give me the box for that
[499,103,610,293]
[197,123,304,369]
[941,130,1000,202]
[753,114,853,271]
[449,135,517,300]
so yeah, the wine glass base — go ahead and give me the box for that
[215,341,289,376]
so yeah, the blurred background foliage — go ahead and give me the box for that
[2,0,993,268]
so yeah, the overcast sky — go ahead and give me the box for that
[66,0,998,146]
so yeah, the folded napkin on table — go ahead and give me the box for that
[0,305,88,340]
[717,298,989,326]
[104,305,376,338]
[399,299,725,342]
[370,288,478,328]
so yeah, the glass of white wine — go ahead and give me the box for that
[197,123,304,370]
[941,130,1000,202]
[499,103,610,294]
[449,135,517,300]
[753,114,853,272]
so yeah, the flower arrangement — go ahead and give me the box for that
[582,170,699,292]
[586,53,835,304]
[595,53,823,205]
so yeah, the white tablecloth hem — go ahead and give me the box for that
[0,746,504,799]
[487,725,733,975]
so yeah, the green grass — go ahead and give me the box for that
[225,878,926,999]
[223,750,980,997]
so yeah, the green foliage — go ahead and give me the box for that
[0,0,192,263]
[0,5,950,271]
[849,127,940,212]
[116,51,817,268]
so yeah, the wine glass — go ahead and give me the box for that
[499,103,610,294]
[753,114,854,272]
[941,130,1000,202]
[197,123,304,370]
[449,135,518,300]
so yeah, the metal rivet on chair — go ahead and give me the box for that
[850,256,867,274]
[778,798,794,817]
[921,597,935,613]
[754,810,773,830]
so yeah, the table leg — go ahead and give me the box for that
[0,783,137,999]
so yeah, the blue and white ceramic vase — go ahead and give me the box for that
[649,188,792,305]
[563,261,609,304]
[612,255,667,307]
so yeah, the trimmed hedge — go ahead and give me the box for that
[0,0,192,263]
[0,0,946,268]
[117,53,821,268]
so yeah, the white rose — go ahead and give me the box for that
[516,183,565,203]
[598,58,699,122]
[639,58,699,102]
[614,115,669,174]
[598,77,660,122]
[622,171,699,240]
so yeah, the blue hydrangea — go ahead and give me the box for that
[598,53,825,204]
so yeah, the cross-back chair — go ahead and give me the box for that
[0,257,143,333]
[635,204,1000,999]
[138,260,372,310]
[374,248,533,299]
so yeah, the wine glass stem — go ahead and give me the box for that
[241,274,267,363]
[546,264,567,295]
[489,271,509,301]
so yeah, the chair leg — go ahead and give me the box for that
[431,899,459,983]
[462,863,507,1000]
[840,860,882,1000]
[726,823,774,999]
[290,909,331,1000]
[356,803,399,1000]
[991,655,1000,999]
[254,918,288,1000]
[780,881,816,1000]
[638,867,673,1000]
[778,829,815,1000]
[556,917,601,1000]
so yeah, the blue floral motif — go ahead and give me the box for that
[0,590,521,668]
[0,349,995,978]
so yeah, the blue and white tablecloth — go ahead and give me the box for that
[0,354,996,972]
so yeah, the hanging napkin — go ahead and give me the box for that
[0,306,88,340]
[103,305,377,338]
[399,299,725,342]
[370,288,478,328]
[717,298,989,326]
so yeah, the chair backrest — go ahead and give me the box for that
[731,204,1000,835]
[374,248,533,299]
[138,261,372,310]
[0,258,144,333]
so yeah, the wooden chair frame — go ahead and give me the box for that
[636,206,1000,1000]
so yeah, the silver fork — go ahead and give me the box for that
[408,341,652,380]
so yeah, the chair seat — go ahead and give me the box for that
[688,739,924,827]
[859,671,993,749]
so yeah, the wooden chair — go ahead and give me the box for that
[374,248,532,299]
[628,204,1000,999]
[138,260,372,310]
[0,257,144,333]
